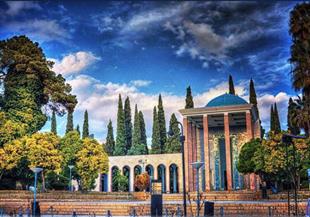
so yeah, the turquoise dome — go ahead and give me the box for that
[206,93,248,107]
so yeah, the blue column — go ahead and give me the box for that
[161,167,165,192]
[173,166,177,193]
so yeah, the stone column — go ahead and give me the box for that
[203,115,211,191]
[224,113,232,190]
[166,165,170,193]
[154,165,158,180]
[186,119,194,191]
[246,111,253,139]
[183,118,189,192]
[192,124,197,191]
[129,166,134,192]
[108,167,112,192]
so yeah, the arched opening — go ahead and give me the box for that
[111,166,120,192]
[145,164,154,192]
[101,173,108,192]
[134,165,142,191]
[122,166,130,192]
[157,164,166,193]
[169,164,179,193]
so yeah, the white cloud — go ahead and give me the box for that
[3,19,71,43]
[130,80,152,87]
[6,1,41,16]
[51,51,101,76]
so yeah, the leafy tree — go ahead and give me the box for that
[165,113,181,153]
[139,111,148,154]
[131,105,141,153]
[51,110,57,135]
[114,95,126,156]
[237,139,261,174]
[124,97,132,154]
[26,132,63,191]
[151,106,161,154]
[82,110,89,139]
[185,86,194,109]
[134,172,150,192]
[0,36,77,135]
[270,105,275,131]
[287,98,300,135]
[112,170,128,192]
[157,95,166,153]
[76,138,108,191]
[229,75,235,95]
[104,120,115,156]
[60,131,82,166]
[66,111,74,133]
[274,103,281,133]
[76,124,80,136]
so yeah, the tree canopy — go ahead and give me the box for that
[185,86,194,109]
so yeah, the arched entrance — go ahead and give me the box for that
[169,164,179,193]
[134,165,142,191]
[111,166,120,192]
[157,164,166,193]
[122,166,130,192]
[145,164,154,192]
[101,173,108,192]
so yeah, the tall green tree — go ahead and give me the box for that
[76,124,80,136]
[114,95,126,156]
[229,75,235,95]
[124,97,132,154]
[51,111,57,135]
[274,103,281,133]
[249,79,259,118]
[157,95,166,153]
[151,106,161,154]
[185,86,194,109]
[165,113,181,153]
[287,98,300,135]
[0,36,77,135]
[139,111,148,154]
[66,111,74,133]
[130,105,141,154]
[82,110,89,139]
[270,105,275,131]
[105,120,115,156]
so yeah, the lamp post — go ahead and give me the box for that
[282,134,306,216]
[30,167,43,217]
[191,162,204,217]
[168,121,187,217]
[68,165,74,192]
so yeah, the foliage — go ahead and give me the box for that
[0,36,77,135]
[290,96,310,137]
[51,110,57,135]
[104,120,115,156]
[249,79,259,118]
[273,103,281,133]
[114,94,126,156]
[287,98,300,135]
[228,75,235,95]
[82,110,89,139]
[132,105,141,153]
[76,138,109,191]
[157,94,166,153]
[185,86,194,109]
[237,139,261,174]
[134,172,150,191]
[76,124,80,136]
[112,170,128,192]
[60,131,82,166]
[270,105,275,132]
[66,111,74,133]
[165,113,181,153]
[139,111,148,154]
[124,97,132,154]
[151,106,161,154]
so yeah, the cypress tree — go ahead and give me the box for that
[132,105,141,149]
[151,106,161,154]
[229,75,235,95]
[157,94,166,153]
[270,105,274,131]
[139,111,148,154]
[273,102,281,133]
[124,97,132,154]
[51,110,57,135]
[249,79,259,118]
[66,110,74,133]
[82,110,89,139]
[76,124,80,136]
[105,120,115,156]
[165,113,181,153]
[185,86,194,109]
[287,98,300,135]
[114,94,126,155]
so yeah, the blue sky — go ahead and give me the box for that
[0,1,300,142]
